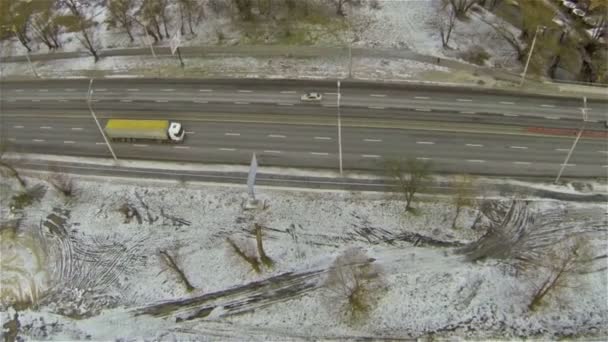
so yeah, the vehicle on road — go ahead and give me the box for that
[104,119,185,143]
[300,92,323,102]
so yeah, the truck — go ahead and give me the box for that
[104,119,185,143]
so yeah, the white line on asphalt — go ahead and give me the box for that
[540,104,556,108]
[513,161,531,165]
[161,88,175,91]
[466,143,484,147]
[155,100,169,102]
[368,106,385,109]
[193,100,208,103]
[314,136,332,140]
[133,144,148,147]
[32,99,40,102]
[460,111,476,114]
[13,125,24,129]
[597,151,608,154]
[370,94,387,97]
[235,102,250,105]
[415,108,431,112]
[33,139,45,142]
[225,133,240,136]
[277,103,294,106]
[64,141,75,144]
[561,163,576,167]
[96,88,107,91]
[362,154,381,158]
[602,165,608,168]
[199,89,213,92]
[310,152,329,156]
[544,116,560,120]
[15,89,24,92]
[71,127,84,131]
[238,90,253,93]
[65,88,76,91]
[96,142,105,145]
[91,99,99,102]
[503,113,519,117]
[416,141,435,144]
[40,126,52,129]
[457,98,473,102]
[39,89,48,92]
[414,96,430,100]
[121,100,132,102]
[219,148,236,151]
[8,138,16,142]
[467,159,485,163]
[185,131,195,134]
[264,150,282,154]
[416,157,432,161]
[555,148,569,152]
[364,139,382,142]
[500,101,515,105]
[58,99,68,102]
[280,91,296,94]
[174,146,190,149]
[268,134,286,138]
[127,88,140,91]
[510,146,528,149]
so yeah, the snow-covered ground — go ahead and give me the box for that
[0,0,522,80]
[1,170,606,340]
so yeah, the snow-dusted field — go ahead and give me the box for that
[1,171,606,340]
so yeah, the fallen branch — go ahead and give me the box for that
[255,223,274,268]
[227,238,261,274]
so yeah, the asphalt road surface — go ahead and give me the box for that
[1,79,607,178]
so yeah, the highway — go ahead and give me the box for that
[1,79,607,178]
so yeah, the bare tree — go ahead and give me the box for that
[254,223,274,267]
[232,0,254,20]
[5,0,35,52]
[524,237,593,311]
[386,158,432,213]
[60,0,100,62]
[106,0,136,42]
[452,174,475,229]
[448,0,480,17]
[436,2,457,48]
[138,0,164,40]
[324,248,386,324]
[0,144,26,188]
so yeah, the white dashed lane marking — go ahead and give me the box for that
[225,133,240,136]
[364,139,382,142]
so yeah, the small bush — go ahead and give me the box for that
[460,45,491,66]
[10,185,46,210]
[48,173,75,197]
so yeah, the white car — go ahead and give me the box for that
[301,92,323,102]
[562,1,577,10]
[572,8,586,17]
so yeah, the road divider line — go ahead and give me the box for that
[32,99,40,102]
[544,116,560,120]
[238,90,253,93]
[414,96,430,100]
[510,146,528,149]
[174,146,190,149]
[277,103,294,106]
[8,138,16,142]
[199,89,213,92]
[15,89,24,92]
[467,159,485,163]
[133,144,148,147]
[219,148,236,151]
[121,100,132,102]
[310,152,329,156]
[362,154,381,158]
[460,111,476,114]
[370,94,387,97]
[185,131,195,134]
[58,99,68,102]
[235,102,250,105]
[416,141,435,145]
[324,92,337,95]
[416,157,432,161]
[225,132,240,136]
[264,150,282,154]
[597,151,608,154]
[280,91,296,94]
[323,104,337,108]
[503,113,519,117]
[161,88,175,91]
[40,126,52,129]
[193,100,208,103]
[457,98,473,102]
[63,141,75,144]
[96,142,105,145]
[513,161,531,165]
[91,99,99,102]
[155,100,169,103]
[602,165,608,168]
[364,139,382,142]
[71,127,84,131]
[33,139,45,142]
[466,143,484,147]
[561,163,576,167]
[39,89,48,92]
[415,108,431,112]
[268,134,286,138]
[540,104,556,108]
[368,106,385,109]
[500,101,515,105]
[315,136,331,140]
[64,88,76,92]
[96,88,107,91]
[13,125,24,129]
[555,148,569,152]
[8,100,16,102]
[127,88,140,91]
